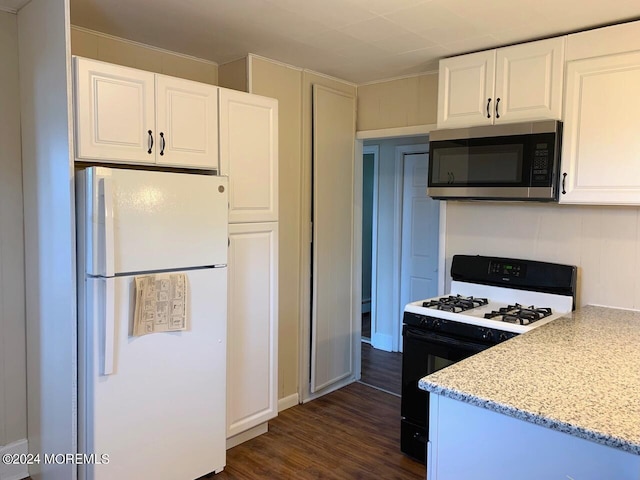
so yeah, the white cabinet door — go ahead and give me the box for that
[437,38,565,129]
[494,37,564,124]
[219,88,279,223]
[155,75,219,169]
[560,51,640,204]
[429,395,640,480]
[75,57,219,170]
[226,222,278,439]
[310,85,356,394]
[437,50,495,128]
[74,57,155,164]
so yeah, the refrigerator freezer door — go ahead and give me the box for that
[80,268,227,480]
[82,167,228,276]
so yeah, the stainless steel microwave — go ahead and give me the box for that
[428,120,562,201]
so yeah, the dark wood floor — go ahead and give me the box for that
[216,382,423,479]
[362,311,371,339]
[359,342,403,396]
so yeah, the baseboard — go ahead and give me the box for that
[278,393,299,412]
[0,439,29,480]
[371,332,393,352]
[226,423,268,449]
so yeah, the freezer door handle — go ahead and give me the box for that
[100,177,115,277]
[103,278,116,375]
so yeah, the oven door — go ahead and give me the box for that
[400,325,490,463]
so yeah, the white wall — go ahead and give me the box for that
[0,9,27,450]
[445,202,640,309]
[19,0,77,478]
[364,136,428,351]
[71,26,218,85]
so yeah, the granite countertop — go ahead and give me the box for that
[419,305,640,455]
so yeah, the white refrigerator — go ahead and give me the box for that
[76,167,228,480]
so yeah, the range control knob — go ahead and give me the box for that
[498,332,510,342]
[432,319,441,330]
[482,329,494,341]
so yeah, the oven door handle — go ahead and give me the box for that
[405,327,487,352]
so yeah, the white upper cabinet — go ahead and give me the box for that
[74,57,218,170]
[494,38,565,124]
[155,75,218,169]
[437,37,565,129]
[560,49,640,204]
[219,88,278,223]
[74,58,156,164]
[438,50,495,128]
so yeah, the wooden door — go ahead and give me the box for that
[494,37,564,124]
[219,88,279,223]
[561,50,640,204]
[400,153,440,327]
[227,222,278,438]
[155,75,219,169]
[310,85,356,394]
[437,50,495,128]
[74,57,155,164]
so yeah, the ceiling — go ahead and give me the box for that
[4,0,640,83]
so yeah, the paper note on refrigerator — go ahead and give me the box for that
[133,273,189,336]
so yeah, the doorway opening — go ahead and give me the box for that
[359,139,441,396]
[361,146,377,344]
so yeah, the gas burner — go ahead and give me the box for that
[484,304,553,325]
[422,295,488,313]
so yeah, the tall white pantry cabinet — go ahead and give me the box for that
[219,88,279,446]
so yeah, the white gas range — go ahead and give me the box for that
[404,280,574,335]
[400,255,578,463]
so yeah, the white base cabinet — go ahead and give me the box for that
[428,395,640,480]
[560,50,640,204]
[437,37,564,129]
[74,57,219,169]
[226,222,278,440]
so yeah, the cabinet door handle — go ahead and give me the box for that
[562,173,567,195]
[486,98,492,118]
[160,132,165,156]
[147,130,154,154]
[495,98,501,119]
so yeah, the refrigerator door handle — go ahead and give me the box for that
[100,177,116,277]
[103,278,116,375]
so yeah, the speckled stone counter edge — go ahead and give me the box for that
[419,378,640,455]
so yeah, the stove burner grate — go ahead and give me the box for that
[484,304,552,325]
[422,295,488,313]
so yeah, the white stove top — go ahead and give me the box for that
[404,281,573,334]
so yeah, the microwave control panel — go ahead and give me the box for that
[531,139,555,184]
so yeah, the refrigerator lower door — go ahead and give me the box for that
[80,268,227,480]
